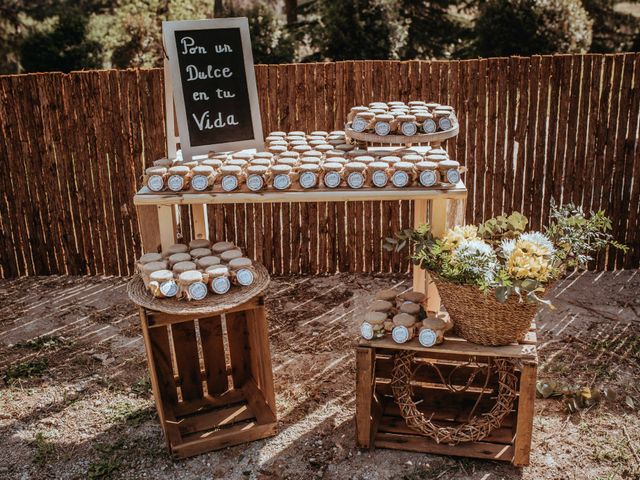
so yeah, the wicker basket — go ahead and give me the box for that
[431,273,539,346]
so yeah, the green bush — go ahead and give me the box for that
[311,0,406,60]
[475,0,593,57]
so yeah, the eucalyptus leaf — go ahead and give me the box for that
[495,286,509,303]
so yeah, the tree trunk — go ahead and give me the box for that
[214,0,224,17]
[285,0,297,24]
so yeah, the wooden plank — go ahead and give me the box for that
[541,56,562,227]
[412,199,428,293]
[523,56,540,225]
[240,378,277,424]
[146,297,263,327]
[531,56,552,230]
[513,57,531,214]
[173,389,245,417]
[356,347,376,448]
[226,310,251,388]
[198,315,229,395]
[246,305,276,414]
[513,363,536,466]
[484,58,499,219]
[475,59,487,222]
[137,205,162,253]
[177,403,254,436]
[171,321,204,402]
[375,432,514,461]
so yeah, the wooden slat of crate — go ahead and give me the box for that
[171,321,204,402]
[198,315,229,395]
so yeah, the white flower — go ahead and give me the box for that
[453,239,499,284]
[455,239,494,256]
[519,232,555,256]
[500,238,517,258]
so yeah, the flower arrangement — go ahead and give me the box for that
[387,203,626,307]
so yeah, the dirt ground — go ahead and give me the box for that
[0,271,638,480]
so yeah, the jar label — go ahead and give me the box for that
[375,122,391,136]
[352,117,367,133]
[167,175,184,192]
[419,170,437,187]
[419,328,438,347]
[392,171,409,188]
[188,282,208,301]
[273,174,291,190]
[360,322,374,340]
[392,325,410,344]
[191,174,208,191]
[347,172,365,189]
[446,169,460,185]
[371,170,388,188]
[247,174,264,191]
[438,117,452,131]
[221,175,238,192]
[299,171,317,189]
[423,119,437,134]
[159,281,178,298]
[236,268,254,286]
[148,175,164,192]
[401,122,417,136]
[211,276,231,294]
[324,171,341,188]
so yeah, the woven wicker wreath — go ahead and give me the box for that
[391,351,519,444]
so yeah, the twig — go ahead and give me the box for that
[622,425,640,466]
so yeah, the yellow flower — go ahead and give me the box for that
[442,225,479,251]
[507,242,551,282]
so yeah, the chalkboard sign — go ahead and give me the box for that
[163,18,264,159]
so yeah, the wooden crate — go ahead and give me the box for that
[356,331,537,466]
[139,296,277,458]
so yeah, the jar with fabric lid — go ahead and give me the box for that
[190,165,215,191]
[140,260,169,286]
[232,151,253,162]
[250,158,271,168]
[348,106,370,122]
[298,164,320,189]
[380,155,401,167]
[220,249,243,264]
[206,266,231,294]
[322,162,344,188]
[388,101,405,107]
[438,159,461,185]
[292,144,312,154]
[315,144,333,153]
[275,158,298,169]
[288,139,307,147]
[368,161,390,188]
[330,157,348,165]
[327,136,346,146]
[336,143,355,152]
[228,257,255,286]
[268,145,287,156]
[269,131,286,137]
[246,165,269,191]
[369,102,388,110]
[353,155,375,164]
[390,162,415,188]
[173,261,197,275]
[429,147,448,156]
[265,135,282,143]
[352,111,375,133]
[344,162,367,189]
[288,130,305,137]
[163,243,189,258]
[269,139,288,147]
[182,160,198,169]
[416,161,439,187]
[190,247,212,259]
[219,165,242,192]
[422,114,438,134]
[145,166,166,192]
[408,100,426,107]
[202,159,223,170]
[189,238,210,249]
[153,158,173,168]
[433,108,454,131]
[395,114,417,136]
[392,313,418,343]
[325,150,345,160]
[348,148,368,158]
[168,253,191,269]
[374,113,395,136]
[425,153,448,164]
[254,151,274,161]
[278,150,298,160]
[310,130,328,137]
[211,241,236,255]
[167,165,191,192]
[196,255,221,270]
[425,102,440,110]
[148,270,178,298]
[225,159,248,169]
[401,154,423,164]
[270,164,294,190]
[300,156,321,165]
[136,252,163,273]
[308,139,325,147]
[178,270,209,301]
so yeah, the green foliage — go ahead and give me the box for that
[545,201,628,269]
[87,441,123,479]
[227,2,296,64]
[474,0,593,57]
[3,359,48,383]
[14,335,66,350]
[32,432,56,466]
[20,8,103,72]
[107,401,155,426]
[478,212,528,241]
[582,0,640,53]
[311,0,406,60]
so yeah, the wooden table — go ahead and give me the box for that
[134,183,468,308]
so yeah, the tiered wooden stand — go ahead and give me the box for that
[135,295,277,458]
[355,327,538,466]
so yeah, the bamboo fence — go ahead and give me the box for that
[0,54,639,278]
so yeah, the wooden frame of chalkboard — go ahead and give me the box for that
[163,18,264,160]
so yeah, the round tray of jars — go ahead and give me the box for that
[127,263,270,315]
[345,123,459,146]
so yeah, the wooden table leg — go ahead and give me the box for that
[191,204,208,240]
[158,205,177,252]
[137,205,162,253]
[412,199,428,293]
[513,363,537,466]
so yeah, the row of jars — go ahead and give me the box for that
[360,288,450,348]
[137,239,256,301]
[145,154,461,192]
[347,100,457,136]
